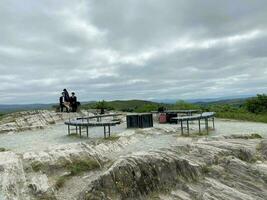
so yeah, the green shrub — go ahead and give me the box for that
[135,104,159,113]
[245,94,267,114]
[0,147,7,152]
[174,100,201,110]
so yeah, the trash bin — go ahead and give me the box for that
[126,114,139,128]
[127,113,153,128]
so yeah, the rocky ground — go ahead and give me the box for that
[0,111,267,200]
[0,110,84,134]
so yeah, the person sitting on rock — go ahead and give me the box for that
[62,89,70,112]
[59,92,66,112]
[70,92,77,112]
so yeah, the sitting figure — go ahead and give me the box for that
[59,92,67,112]
[70,92,77,112]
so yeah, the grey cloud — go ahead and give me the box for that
[0,0,267,103]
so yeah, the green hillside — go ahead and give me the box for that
[81,99,169,112]
[195,98,248,108]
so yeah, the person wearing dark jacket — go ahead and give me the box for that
[70,92,77,112]
[62,89,70,112]
[63,89,70,102]
[59,92,65,112]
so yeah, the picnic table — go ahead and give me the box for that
[172,112,216,135]
[64,120,121,138]
[77,113,123,122]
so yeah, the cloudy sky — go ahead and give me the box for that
[1,0,267,104]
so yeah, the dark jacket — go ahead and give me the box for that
[63,91,70,102]
[59,96,64,105]
[70,96,77,105]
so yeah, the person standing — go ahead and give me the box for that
[70,92,77,112]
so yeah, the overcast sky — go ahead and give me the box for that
[1,0,267,104]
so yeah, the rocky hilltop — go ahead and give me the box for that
[0,110,83,134]
[0,123,266,200]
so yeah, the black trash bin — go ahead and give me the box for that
[127,113,153,128]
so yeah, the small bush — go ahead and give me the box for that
[0,147,7,152]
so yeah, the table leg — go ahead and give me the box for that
[181,121,183,135]
[187,120,189,135]
[198,119,201,134]
[104,126,106,138]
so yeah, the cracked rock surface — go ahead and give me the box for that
[0,111,267,200]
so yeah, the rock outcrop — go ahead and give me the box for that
[77,137,267,200]
[0,121,266,200]
[0,110,83,134]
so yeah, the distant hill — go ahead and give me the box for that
[81,99,168,112]
[0,104,54,113]
[194,98,249,107]
[0,96,253,114]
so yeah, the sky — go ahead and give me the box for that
[0,0,267,104]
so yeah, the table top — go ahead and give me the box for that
[65,120,121,126]
[172,112,215,121]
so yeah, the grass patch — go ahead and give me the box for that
[229,133,262,140]
[217,112,267,123]
[201,165,212,174]
[104,135,120,141]
[31,161,44,172]
[55,176,68,190]
[55,159,100,189]
[68,159,100,176]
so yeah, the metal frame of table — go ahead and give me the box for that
[64,120,121,138]
[172,112,215,135]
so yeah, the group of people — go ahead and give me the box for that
[59,89,79,112]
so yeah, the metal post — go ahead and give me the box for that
[206,118,209,134]
[104,126,106,138]
[76,125,78,134]
[212,117,215,129]
[68,125,70,135]
[79,126,82,138]
[181,121,184,135]
[86,126,89,137]
[198,119,201,134]
[187,120,189,135]
[108,125,111,137]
